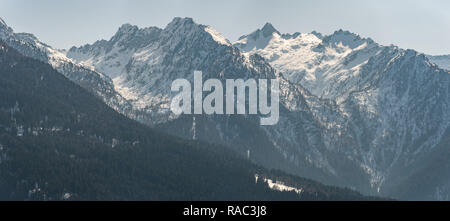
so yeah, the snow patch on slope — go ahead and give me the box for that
[255,174,303,194]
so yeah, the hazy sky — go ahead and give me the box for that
[0,0,449,55]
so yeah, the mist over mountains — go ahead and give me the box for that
[1,16,449,200]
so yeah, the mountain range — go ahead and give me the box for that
[0,40,380,200]
[234,23,450,199]
[1,17,449,200]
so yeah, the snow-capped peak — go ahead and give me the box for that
[66,17,276,124]
[165,17,197,32]
[113,23,139,38]
[168,17,195,25]
[107,23,162,49]
[234,27,382,99]
[234,23,284,52]
[163,17,232,46]
[239,22,280,40]
[260,22,280,38]
[15,32,42,44]
[322,29,375,49]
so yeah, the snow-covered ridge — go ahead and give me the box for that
[66,17,273,125]
[204,26,231,46]
[0,17,135,119]
[235,26,381,101]
[0,18,107,79]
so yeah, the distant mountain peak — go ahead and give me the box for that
[237,22,280,42]
[305,29,371,50]
[165,17,197,31]
[118,23,139,32]
[0,17,11,30]
[310,31,323,39]
[322,29,375,48]
[105,23,162,50]
[163,17,232,46]
[111,23,140,41]
[0,17,13,39]
[0,17,7,27]
[261,22,280,37]
[169,17,195,25]
[15,32,40,44]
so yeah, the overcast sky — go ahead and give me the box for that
[0,0,449,55]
